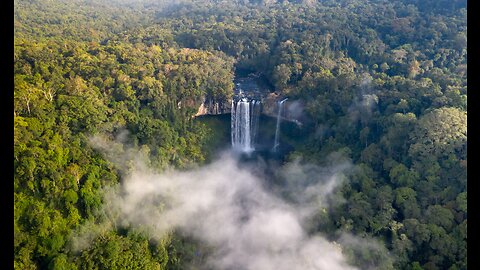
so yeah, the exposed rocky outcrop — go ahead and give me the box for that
[194,97,232,116]
[194,94,303,125]
[261,93,282,117]
[261,93,304,126]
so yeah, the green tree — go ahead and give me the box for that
[394,187,421,219]
[272,64,292,90]
[389,164,419,188]
[424,205,455,231]
[409,107,466,159]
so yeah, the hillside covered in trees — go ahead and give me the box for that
[14,0,466,269]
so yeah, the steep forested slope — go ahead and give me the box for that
[14,1,235,268]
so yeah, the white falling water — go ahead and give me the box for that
[250,100,260,147]
[273,98,288,152]
[231,98,260,153]
[231,99,236,149]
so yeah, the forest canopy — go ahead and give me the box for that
[14,0,466,269]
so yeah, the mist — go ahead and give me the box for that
[347,74,379,123]
[74,135,393,269]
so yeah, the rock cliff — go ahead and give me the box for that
[194,97,232,116]
[194,94,303,125]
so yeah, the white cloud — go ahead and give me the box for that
[76,136,393,269]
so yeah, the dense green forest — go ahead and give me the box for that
[14,0,466,269]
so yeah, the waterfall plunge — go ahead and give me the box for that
[273,98,288,152]
[231,98,260,153]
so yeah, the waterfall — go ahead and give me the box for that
[273,98,288,152]
[251,100,261,147]
[231,98,260,153]
[231,99,236,149]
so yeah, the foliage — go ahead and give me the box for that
[14,0,466,269]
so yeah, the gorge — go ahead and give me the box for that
[197,74,303,155]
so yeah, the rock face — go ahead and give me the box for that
[261,93,282,117]
[194,94,303,125]
[193,73,303,124]
[261,93,304,126]
[194,97,232,116]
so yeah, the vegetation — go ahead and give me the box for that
[14,0,466,269]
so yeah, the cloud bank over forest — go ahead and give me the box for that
[73,134,393,270]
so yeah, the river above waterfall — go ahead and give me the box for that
[233,73,272,101]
